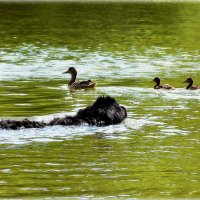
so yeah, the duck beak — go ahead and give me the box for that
[62,70,69,74]
[183,80,187,83]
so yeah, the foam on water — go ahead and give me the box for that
[0,111,190,145]
[0,122,139,145]
[0,107,149,145]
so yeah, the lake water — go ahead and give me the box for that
[0,1,200,198]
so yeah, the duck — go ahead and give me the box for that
[152,77,174,90]
[184,77,200,90]
[63,67,96,89]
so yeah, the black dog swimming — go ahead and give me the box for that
[0,96,127,130]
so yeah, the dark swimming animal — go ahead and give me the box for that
[152,77,174,90]
[0,96,127,130]
[184,77,200,90]
[63,67,96,89]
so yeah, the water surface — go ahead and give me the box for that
[0,1,200,198]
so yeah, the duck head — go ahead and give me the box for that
[184,77,193,84]
[152,77,160,86]
[63,67,77,86]
[63,67,77,75]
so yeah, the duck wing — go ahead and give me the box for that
[190,85,200,90]
[71,80,96,89]
[162,84,174,90]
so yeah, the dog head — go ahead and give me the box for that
[76,96,127,126]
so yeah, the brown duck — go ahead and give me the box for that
[63,67,96,89]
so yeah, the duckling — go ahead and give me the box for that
[184,77,200,90]
[152,77,174,90]
[63,67,96,89]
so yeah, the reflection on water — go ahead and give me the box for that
[1,44,200,81]
[0,1,200,198]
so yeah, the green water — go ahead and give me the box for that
[0,1,200,198]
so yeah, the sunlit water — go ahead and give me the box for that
[0,1,200,198]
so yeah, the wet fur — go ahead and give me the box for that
[0,96,127,130]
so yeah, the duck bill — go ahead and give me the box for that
[62,71,69,74]
[183,80,187,83]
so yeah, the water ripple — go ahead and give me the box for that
[1,45,200,81]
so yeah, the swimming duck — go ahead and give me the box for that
[184,77,200,90]
[63,67,96,89]
[152,77,174,90]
